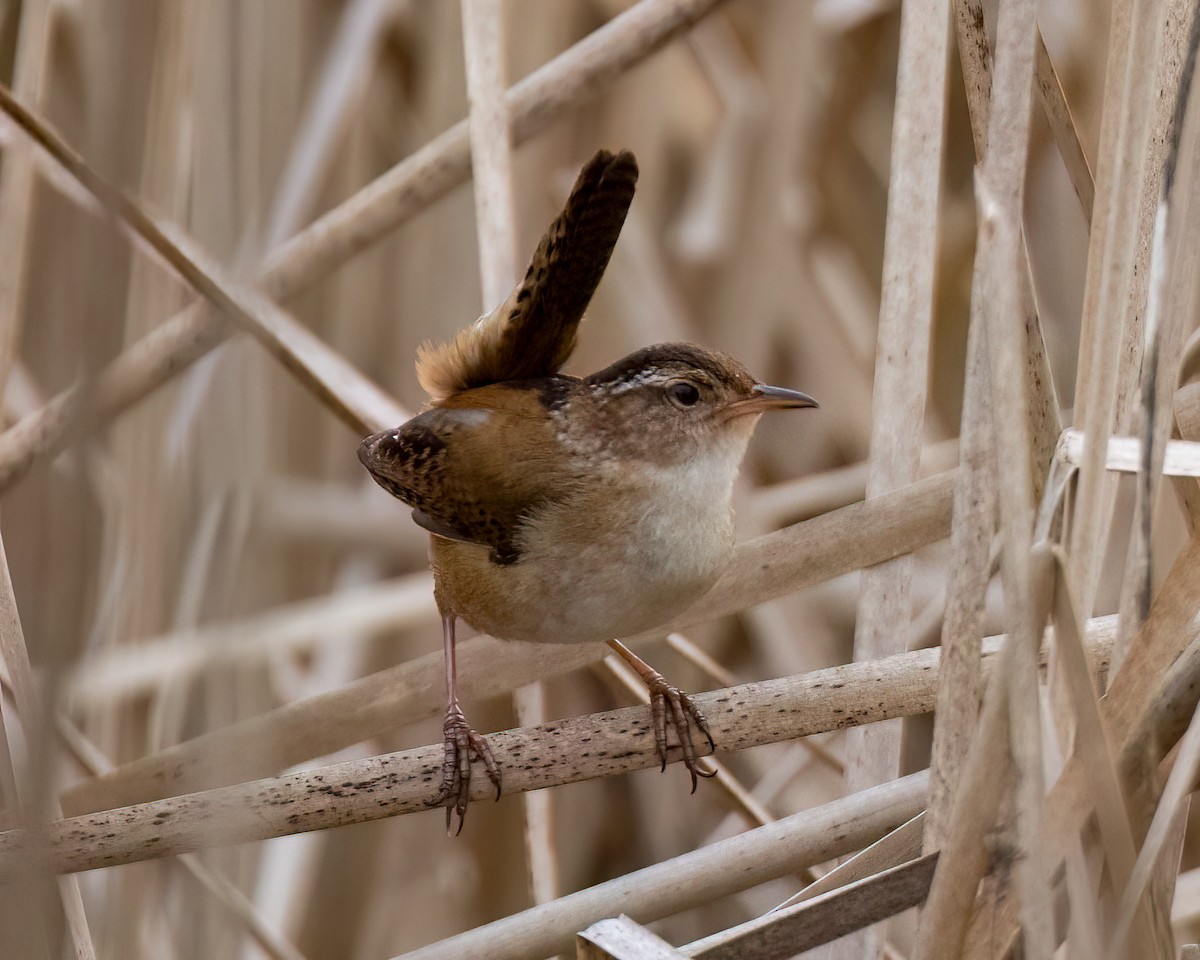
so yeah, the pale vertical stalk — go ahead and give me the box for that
[916,0,1047,950]
[842,0,950,800]
[952,0,991,158]
[261,0,395,253]
[0,530,95,958]
[977,17,1051,958]
[0,0,53,400]
[459,0,558,909]
[923,296,994,852]
[914,653,1014,958]
[461,0,518,307]
[1069,0,1165,618]
[1114,0,1200,668]
[0,622,49,958]
[837,5,949,958]
[923,7,999,856]
[60,718,308,960]
[1114,9,1200,950]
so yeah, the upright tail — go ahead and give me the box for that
[416,149,638,400]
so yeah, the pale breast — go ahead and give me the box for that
[431,455,738,644]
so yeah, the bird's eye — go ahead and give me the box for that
[666,381,701,408]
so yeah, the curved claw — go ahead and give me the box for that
[645,674,718,790]
[428,703,502,835]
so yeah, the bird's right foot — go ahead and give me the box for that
[428,702,501,835]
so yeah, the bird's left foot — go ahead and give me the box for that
[644,672,717,791]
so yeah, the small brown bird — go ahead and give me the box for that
[359,150,817,832]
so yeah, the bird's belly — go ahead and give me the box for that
[431,526,731,644]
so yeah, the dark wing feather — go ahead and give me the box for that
[358,385,578,563]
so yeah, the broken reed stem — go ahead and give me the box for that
[32,619,1119,876]
[0,0,736,492]
[960,527,1200,956]
[390,773,930,960]
[1035,30,1096,223]
[62,468,958,815]
[682,853,940,959]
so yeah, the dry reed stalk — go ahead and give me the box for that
[461,0,518,305]
[1117,0,1200,676]
[961,526,1200,955]
[0,82,408,436]
[748,439,958,529]
[579,917,684,959]
[1035,31,1097,223]
[915,0,1049,951]
[843,0,948,805]
[252,476,430,559]
[459,0,559,905]
[952,0,990,157]
[388,773,929,960]
[1058,430,1200,475]
[772,812,925,916]
[681,853,939,959]
[0,529,95,958]
[1044,546,1155,949]
[8,0,1194,952]
[38,619,1117,876]
[66,572,437,705]
[1110,708,1200,958]
[922,127,995,855]
[0,0,53,401]
[977,96,1055,960]
[1070,0,1166,621]
[62,469,957,813]
[260,0,395,254]
[1106,13,1200,952]
[0,0,737,493]
[9,664,958,875]
[60,717,307,960]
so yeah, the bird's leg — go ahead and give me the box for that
[606,638,716,792]
[429,614,501,835]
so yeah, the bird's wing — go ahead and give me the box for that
[416,149,638,400]
[361,384,579,563]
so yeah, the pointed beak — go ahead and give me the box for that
[725,384,818,419]
[749,384,819,410]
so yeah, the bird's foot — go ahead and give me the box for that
[428,702,501,835]
[644,672,717,792]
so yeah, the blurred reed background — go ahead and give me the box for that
[3,0,1200,957]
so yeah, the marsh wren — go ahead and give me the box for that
[359,150,817,832]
